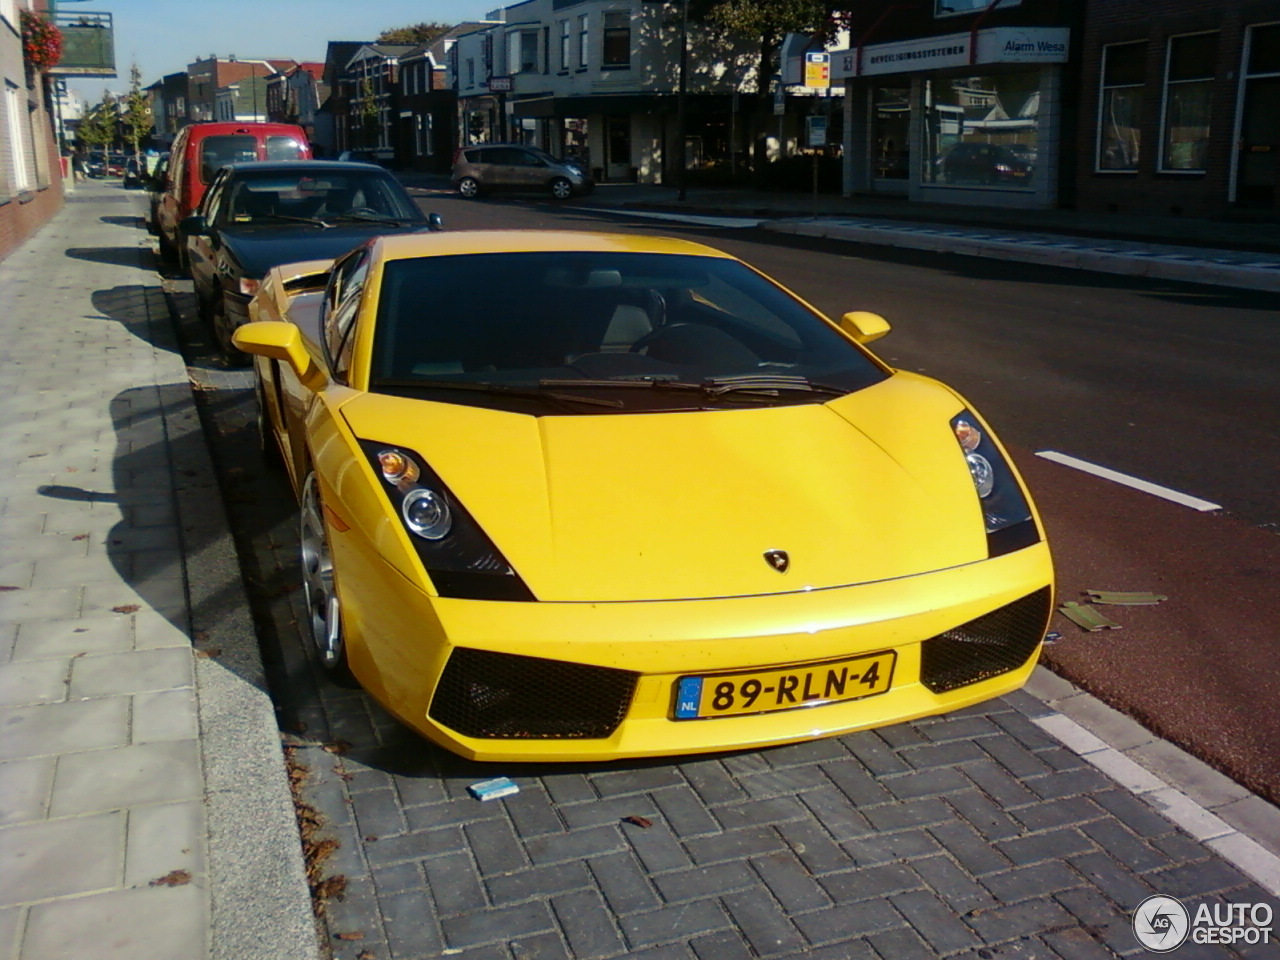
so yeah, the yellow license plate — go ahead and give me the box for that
[673,651,896,720]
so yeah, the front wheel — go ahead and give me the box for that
[457,176,481,199]
[549,177,573,200]
[212,294,251,368]
[300,473,355,685]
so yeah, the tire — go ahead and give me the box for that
[212,293,251,368]
[300,472,356,685]
[457,176,481,199]
[549,177,573,200]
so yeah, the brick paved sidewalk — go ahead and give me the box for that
[0,183,316,960]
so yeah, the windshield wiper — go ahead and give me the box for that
[324,212,409,226]
[238,212,331,228]
[372,378,624,409]
[700,374,850,398]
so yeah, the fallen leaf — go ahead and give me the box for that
[335,931,364,941]
[111,604,141,614]
[150,869,192,887]
[357,951,376,960]
[71,534,88,541]
[322,740,352,755]
[195,648,222,659]
[363,836,378,843]
[0,586,19,592]
[622,815,653,829]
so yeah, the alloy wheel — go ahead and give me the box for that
[300,473,344,670]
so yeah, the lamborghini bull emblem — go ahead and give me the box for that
[764,549,790,573]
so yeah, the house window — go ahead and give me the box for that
[1160,32,1217,172]
[602,12,630,69]
[520,30,539,73]
[467,58,475,87]
[560,20,571,71]
[1098,41,1146,171]
[578,15,589,69]
[935,0,1019,16]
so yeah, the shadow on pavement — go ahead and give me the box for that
[100,214,145,228]
[66,245,156,269]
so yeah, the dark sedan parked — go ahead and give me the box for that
[182,161,436,362]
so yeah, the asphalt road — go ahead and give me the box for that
[413,192,1280,805]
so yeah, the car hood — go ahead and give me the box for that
[219,223,425,279]
[341,373,991,602]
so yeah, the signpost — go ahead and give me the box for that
[804,52,830,90]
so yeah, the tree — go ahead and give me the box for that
[376,22,451,45]
[120,64,153,158]
[355,76,379,146]
[78,89,119,156]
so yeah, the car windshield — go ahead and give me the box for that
[368,252,887,414]
[222,170,422,224]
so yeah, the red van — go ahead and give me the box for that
[155,121,311,270]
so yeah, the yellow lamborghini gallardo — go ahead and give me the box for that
[235,230,1053,762]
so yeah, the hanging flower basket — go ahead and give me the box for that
[21,10,64,73]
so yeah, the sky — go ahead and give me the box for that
[66,0,492,102]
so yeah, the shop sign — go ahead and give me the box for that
[806,115,828,148]
[832,26,1069,78]
[488,76,513,91]
[804,52,830,89]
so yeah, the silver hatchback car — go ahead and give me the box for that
[452,144,594,200]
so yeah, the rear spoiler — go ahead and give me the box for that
[249,259,333,323]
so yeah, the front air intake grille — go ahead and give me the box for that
[920,588,1052,693]
[430,648,639,739]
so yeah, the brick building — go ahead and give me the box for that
[1,0,64,262]
[1073,0,1280,219]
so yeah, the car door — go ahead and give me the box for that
[511,147,551,187]
[186,171,228,301]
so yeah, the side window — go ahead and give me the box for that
[324,251,371,382]
[202,174,227,221]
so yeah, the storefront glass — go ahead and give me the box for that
[873,86,910,179]
[922,72,1039,188]
[1098,42,1145,171]
[1160,33,1216,172]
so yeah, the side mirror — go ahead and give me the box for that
[233,321,315,382]
[427,212,443,232]
[179,214,208,237]
[838,311,891,345]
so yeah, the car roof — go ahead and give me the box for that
[219,160,389,175]
[372,230,738,262]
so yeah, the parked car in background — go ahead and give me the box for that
[155,121,311,271]
[337,150,380,164]
[941,142,1033,185]
[84,153,108,178]
[122,156,143,189]
[182,160,437,362]
[144,154,169,235]
[452,144,593,200]
[232,229,1052,762]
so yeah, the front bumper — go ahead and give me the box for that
[336,528,1053,762]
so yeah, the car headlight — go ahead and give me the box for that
[950,411,1040,557]
[361,441,533,600]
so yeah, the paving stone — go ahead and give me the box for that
[1024,765,1113,801]
[82,580,185,621]
[1090,788,1179,838]
[842,731,911,777]
[0,657,69,706]
[890,889,982,955]
[0,584,81,621]
[1148,857,1252,899]
[735,764,830,801]
[690,929,754,960]
[0,906,18,960]
[997,827,1096,866]
[914,715,1001,744]
[791,899,904,944]
[50,739,202,816]
[928,819,1015,877]
[69,646,191,698]
[551,889,627,958]
[618,900,731,949]
[524,824,626,866]
[510,931,573,960]
[0,696,129,761]
[424,850,489,915]
[1051,886,1140,956]
[678,760,747,805]
[487,860,592,906]
[443,902,556,949]
[351,787,409,840]
[1068,852,1155,909]
[22,882,206,960]
[1078,817,1170,873]
[0,756,54,826]
[960,759,1042,808]
[540,772,597,805]
[123,798,205,887]
[131,687,198,743]
[947,789,1023,843]
[504,784,568,839]
[0,810,124,905]
[381,887,447,956]
[797,786,876,842]
[776,819,856,876]
[841,827,940,867]
[559,794,659,831]
[404,796,505,832]
[712,796,808,831]
[591,766,686,798]
[721,889,805,957]
[1008,795,1105,834]
[650,785,721,838]
[820,759,895,807]
[980,860,1086,904]
[895,739,988,769]
[1041,925,1123,960]
[624,817,697,873]
[961,897,1076,943]
[749,850,832,913]
[371,859,424,898]
[652,861,756,903]
[861,796,952,832]
[759,736,850,767]
[586,852,661,914]
[685,825,786,866]
[820,861,920,904]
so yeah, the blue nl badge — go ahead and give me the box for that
[675,677,703,719]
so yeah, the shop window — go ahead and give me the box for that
[935,0,1019,16]
[873,86,911,179]
[1161,32,1216,172]
[603,12,630,69]
[922,73,1039,188]
[1098,41,1146,171]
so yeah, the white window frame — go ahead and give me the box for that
[559,19,570,71]
[578,14,589,69]
[1095,41,1146,174]
[1158,30,1217,173]
[1229,21,1280,202]
[934,0,1020,18]
[6,81,31,193]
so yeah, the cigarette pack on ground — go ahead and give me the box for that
[468,777,520,801]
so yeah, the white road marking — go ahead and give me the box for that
[574,207,762,229]
[1035,450,1223,512]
